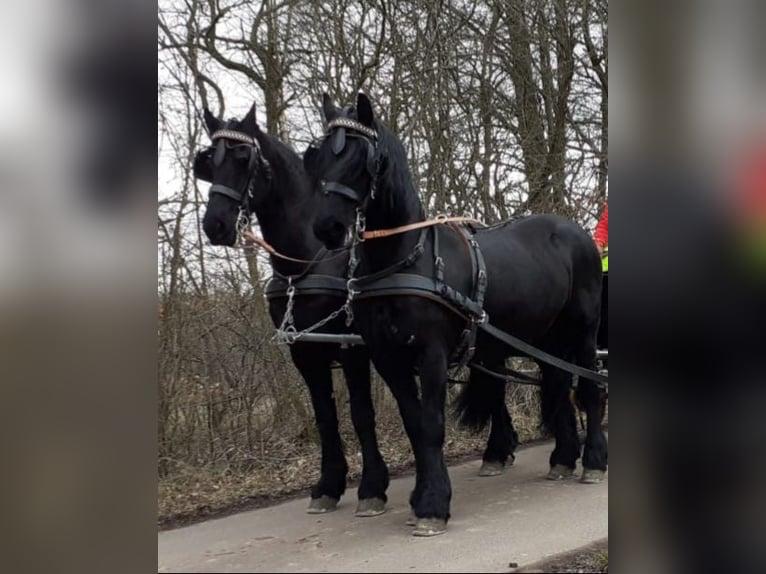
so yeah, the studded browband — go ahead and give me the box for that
[326,117,377,140]
[211,129,261,148]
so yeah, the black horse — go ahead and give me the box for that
[307,93,608,536]
[197,104,390,517]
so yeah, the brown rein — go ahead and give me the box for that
[240,216,485,264]
[362,216,484,239]
[241,230,319,264]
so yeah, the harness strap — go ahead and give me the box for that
[451,226,488,369]
[475,235,488,309]
[209,183,246,203]
[265,274,348,299]
[434,225,444,283]
[350,218,608,385]
[350,228,429,289]
[351,272,486,321]
[349,272,609,385]
[363,217,485,240]
[478,321,609,385]
[437,282,486,319]
[322,181,362,203]
[355,285,470,318]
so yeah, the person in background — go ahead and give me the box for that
[594,201,608,351]
[594,201,608,264]
[733,140,766,274]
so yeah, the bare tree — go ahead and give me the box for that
[156,0,607,506]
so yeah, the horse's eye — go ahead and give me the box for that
[232,149,250,163]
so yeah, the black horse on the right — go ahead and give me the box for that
[307,93,608,536]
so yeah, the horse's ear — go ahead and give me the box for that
[356,93,374,127]
[322,93,339,123]
[241,103,258,134]
[303,143,318,175]
[203,108,220,134]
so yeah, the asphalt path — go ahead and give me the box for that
[159,438,608,573]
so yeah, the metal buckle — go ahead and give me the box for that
[236,208,250,243]
[343,279,360,327]
[346,278,360,298]
[355,209,366,242]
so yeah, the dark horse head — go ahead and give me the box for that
[307,92,423,249]
[197,104,274,246]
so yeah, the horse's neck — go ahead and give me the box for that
[253,161,322,276]
[361,183,425,273]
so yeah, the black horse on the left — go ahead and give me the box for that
[196,104,390,516]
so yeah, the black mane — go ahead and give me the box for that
[310,107,425,227]
[371,118,425,221]
[250,125,306,189]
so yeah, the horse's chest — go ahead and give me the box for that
[357,299,422,346]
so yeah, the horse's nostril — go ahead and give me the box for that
[203,216,232,245]
[313,218,330,237]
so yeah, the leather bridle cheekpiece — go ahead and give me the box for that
[319,117,380,205]
[200,129,271,209]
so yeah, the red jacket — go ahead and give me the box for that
[594,202,608,248]
[736,144,766,222]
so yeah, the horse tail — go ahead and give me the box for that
[453,375,504,431]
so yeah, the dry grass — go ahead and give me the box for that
[157,372,544,525]
[157,294,601,528]
[516,539,608,573]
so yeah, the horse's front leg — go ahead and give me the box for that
[339,346,390,516]
[368,352,424,526]
[291,346,348,513]
[412,344,452,536]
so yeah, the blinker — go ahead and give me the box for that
[331,128,346,155]
[213,138,226,167]
[193,149,213,182]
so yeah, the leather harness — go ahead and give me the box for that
[262,115,608,386]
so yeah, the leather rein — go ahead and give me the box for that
[240,216,485,265]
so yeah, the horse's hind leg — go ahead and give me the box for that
[291,345,348,513]
[540,358,581,479]
[574,332,608,483]
[479,373,518,476]
[340,346,390,516]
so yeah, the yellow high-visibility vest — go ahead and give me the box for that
[601,247,608,272]
[739,227,766,277]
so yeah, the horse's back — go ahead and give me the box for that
[474,214,601,341]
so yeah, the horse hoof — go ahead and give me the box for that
[581,468,606,484]
[412,518,448,537]
[306,495,339,514]
[547,464,575,480]
[355,497,386,517]
[479,461,505,477]
[405,511,417,526]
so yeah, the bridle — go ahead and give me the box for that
[194,126,272,236]
[318,116,380,208]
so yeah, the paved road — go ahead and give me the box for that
[158,440,608,573]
